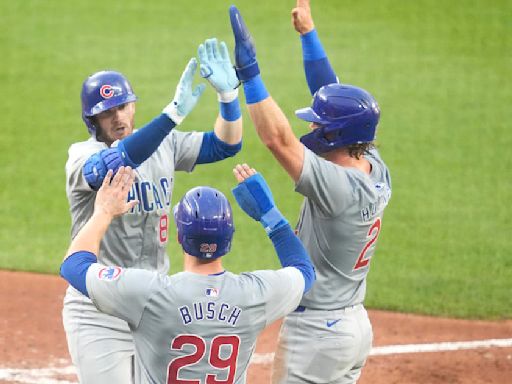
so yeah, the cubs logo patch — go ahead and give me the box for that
[98,266,122,281]
[205,287,219,297]
[99,85,115,99]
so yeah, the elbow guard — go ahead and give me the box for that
[83,148,125,190]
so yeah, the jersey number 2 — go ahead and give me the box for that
[167,334,240,384]
[353,217,381,271]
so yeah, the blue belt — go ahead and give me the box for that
[294,305,306,312]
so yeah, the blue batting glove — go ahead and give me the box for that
[229,5,260,82]
[163,58,206,125]
[232,173,288,234]
[198,38,239,102]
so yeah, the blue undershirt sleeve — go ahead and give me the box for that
[60,251,98,298]
[117,114,176,167]
[269,224,315,293]
[196,131,242,165]
[301,29,338,95]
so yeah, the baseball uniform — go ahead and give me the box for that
[85,263,305,384]
[273,147,392,384]
[63,129,202,383]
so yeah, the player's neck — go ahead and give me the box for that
[183,253,225,275]
[325,149,371,174]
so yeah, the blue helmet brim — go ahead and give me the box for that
[85,94,138,117]
[295,107,326,124]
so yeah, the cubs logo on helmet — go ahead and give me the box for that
[80,70,138,135]
[99,85,115,99]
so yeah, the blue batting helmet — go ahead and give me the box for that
[296,84,380,154]
[174,187,235,259]
[81,70,137,135]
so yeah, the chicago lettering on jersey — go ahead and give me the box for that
[127,177,172,214]
[179,301,243,326]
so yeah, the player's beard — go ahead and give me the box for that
[95,112,135,147]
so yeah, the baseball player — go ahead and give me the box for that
[60,164,315,384]
[228,2,392,383]
[64,39,243,383]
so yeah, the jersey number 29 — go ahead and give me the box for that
[167,334,240,384]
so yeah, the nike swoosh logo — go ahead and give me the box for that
[326,319,342,327]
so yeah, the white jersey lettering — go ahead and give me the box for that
[178,301,243,327]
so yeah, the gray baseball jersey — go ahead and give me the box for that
[86,264,305,384]
[65,129,203,272]
[272,147,391,384]
[63,129,203,383]
[295,147,392,310]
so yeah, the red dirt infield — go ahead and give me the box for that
[1,270,511,383]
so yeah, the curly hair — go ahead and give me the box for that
[346,142,376,159]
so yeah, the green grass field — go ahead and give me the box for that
[1,0,510,319]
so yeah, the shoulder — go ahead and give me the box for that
[68,138,106,161]
[240,268,303,286]
[366,148,391,186]
[298,147,341,180]
[366,147,388,170]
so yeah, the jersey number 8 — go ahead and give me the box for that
[167,334,240,384]
[159,214,169,243]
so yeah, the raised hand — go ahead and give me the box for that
[291,0,315,35]
[229,5,260,82]
[198,38,239,101]
[94,166,138,218]
[233,163,257,183]
[232,164,288,234]
[163,58,206,124]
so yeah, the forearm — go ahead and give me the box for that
[246,98,304,181]
[214,111,242,145]
[269,224,315,293]
[301,29,338,95]
[84,114,175,190]
[61,212,111,297]
[118,114,176,167]
[65,212,112,259]
[246,97,293,147]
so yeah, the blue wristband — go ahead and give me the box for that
[220,98,241,121]
[243,75,269,104]
[261,206,288,235]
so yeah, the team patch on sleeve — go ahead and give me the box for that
[97,266,123,281]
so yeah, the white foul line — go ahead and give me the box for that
[0,365,76,383]
[1,338,512,382]
[249,337,512,365]
[370,338,512,356]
